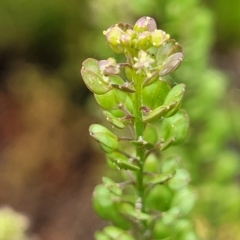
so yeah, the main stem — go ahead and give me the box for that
[133,74,145,213]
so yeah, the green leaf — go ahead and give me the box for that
[81,58,111,94]
[89,124,118,153]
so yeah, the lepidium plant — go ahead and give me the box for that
[81,16,197,240]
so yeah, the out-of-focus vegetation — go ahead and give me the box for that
[0,0,239,239]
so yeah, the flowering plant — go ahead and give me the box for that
[81,16,197,240]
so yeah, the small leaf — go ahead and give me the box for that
[89,124,118,153]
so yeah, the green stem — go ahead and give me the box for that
[133,74,146,213]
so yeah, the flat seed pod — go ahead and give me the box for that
[109,157,140,171]
[168,169,190,190]
[160,52,184,76]
[161,110,189,145]
[103,111,125,129]
[163,83,185,117]
[143,102,177,123]
[89,124,118,153]
[143,79,170,109]
[148,172,175,185]
[81,58,111,94]
[156,39,183,65]
[101,226,135,240]
[156,39,183,76]
[164,84,185,105]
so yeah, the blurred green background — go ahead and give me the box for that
[0,0,239,239]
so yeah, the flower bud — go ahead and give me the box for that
[103,25,125,53]
[134,16,157,32]
[151,29,170,47]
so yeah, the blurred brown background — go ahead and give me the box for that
[0,0,240,239]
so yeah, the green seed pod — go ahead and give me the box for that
[94,231,111,240]
[101,226,135,240]
[163,83,185,117]
[162,207,181,225]
[143,154,159,173]
[153,219,173,239]
[168,169,190,190]
[143,124,158,145]
[161,157,181,174]
[148,172,175,185]
[145,185,174,212]
[94,88,133,117]
[108,157,140,171]
[102,177,122,196]
[119,203,150,221]
[156,39,183,76]
[171,188,196,216]
[143,102,177,123]
[159,110,189,147]
[103,111,125,129]
[143,79,170,109]
[89,124,118,153]
[81,58,112,94]
[93,185,130,229]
